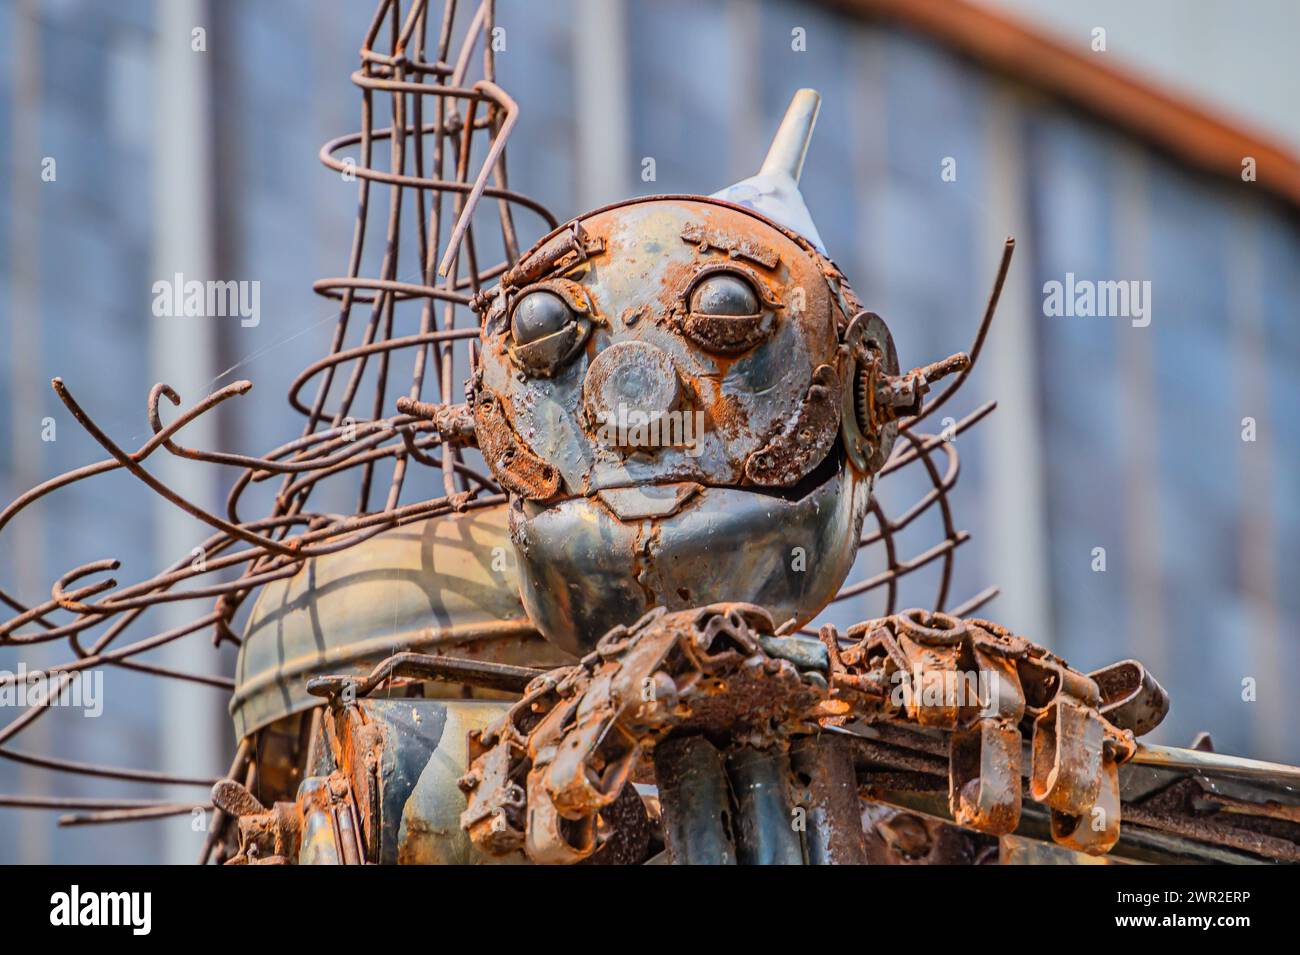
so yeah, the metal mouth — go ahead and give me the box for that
[566,440,848,524]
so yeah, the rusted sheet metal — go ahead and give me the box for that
[234,695,536,866]
[679,221,780,269]
[745,364,842,486]
[498,219,605,291]
[476,197,844,495]
[861,801,997,864]
[465,185,979,657]
[472,390,563,501]
[472,195,885,654]
[510,465,869,657]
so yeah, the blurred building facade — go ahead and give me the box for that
[1,0,1297,862]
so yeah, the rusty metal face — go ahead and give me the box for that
[478,198,850,491]
[475,197,872,652]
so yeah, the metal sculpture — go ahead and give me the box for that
[2,0,1298,866]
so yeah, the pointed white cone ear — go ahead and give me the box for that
[710,88,827,253]
[759,89,820,185]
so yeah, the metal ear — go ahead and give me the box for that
[840,311,900,474]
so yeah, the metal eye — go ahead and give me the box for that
[682,271,772,354]
[511,290,574,345]
[507,287,592,377]
[689,273,759,316]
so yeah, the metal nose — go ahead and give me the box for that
[583,341,680,446]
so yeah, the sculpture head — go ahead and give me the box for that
[472,91,919,655]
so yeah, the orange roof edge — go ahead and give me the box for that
[827,0,1300,210]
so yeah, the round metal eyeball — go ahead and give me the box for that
[511,290,573,345]
[689,273,759,315]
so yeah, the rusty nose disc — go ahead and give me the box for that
[583,341,680,433]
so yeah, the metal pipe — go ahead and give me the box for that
[1132,743,1300,785]
[653,736,736,865]
[726,746,804,865]
[791,735,868,864]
